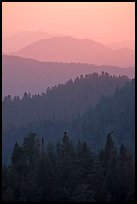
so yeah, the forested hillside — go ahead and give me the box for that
[72,79,135,152]
[2,132,135,202]
[2,78,135,164]
[3,72,129,129]
[3,55,134,97]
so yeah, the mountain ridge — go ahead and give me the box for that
[12,37,134,67]
[3,55,134,97]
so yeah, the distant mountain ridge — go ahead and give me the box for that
[2,55,134,97]
[2,31,54,53]
[13,36,134,67]
[106,40,135,50]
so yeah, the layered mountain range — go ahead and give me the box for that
[13,37,134,67]
[3,55,134,97]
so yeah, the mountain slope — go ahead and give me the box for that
[2,31,53,53]
[2,79,135,164]
[106,40,135,50]
[74,79,135,152]
[2,71,130,129]
[2,55,134,97]
[14,37,134,67]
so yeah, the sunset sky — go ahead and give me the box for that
[2,2,135,44]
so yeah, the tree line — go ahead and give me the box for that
[2,132,135,202]
[3,72,129,129]
[2,79,134,166]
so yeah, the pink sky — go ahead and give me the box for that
[2,2,135,44]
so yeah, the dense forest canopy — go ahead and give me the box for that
[3,72,129,129]
[2,68,135,202]
[2,75,135,165]
[2,132,135,202]
[72,79,135,152]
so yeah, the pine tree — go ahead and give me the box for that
[2,131,135,202]
[58,132,76,201]
[98,132,118,201]
[104,132,117,164]
[21,133,41,201]
[23,133,41,169]
[11,142,27,175]
[117,144,135,201]
[2,165,14,202]
[75,141,97,201]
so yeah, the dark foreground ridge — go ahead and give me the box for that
[2,132,135,202]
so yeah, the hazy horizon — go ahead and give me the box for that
[2,3,135,201]
[2,2,135,97]
[2,2,135,44]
